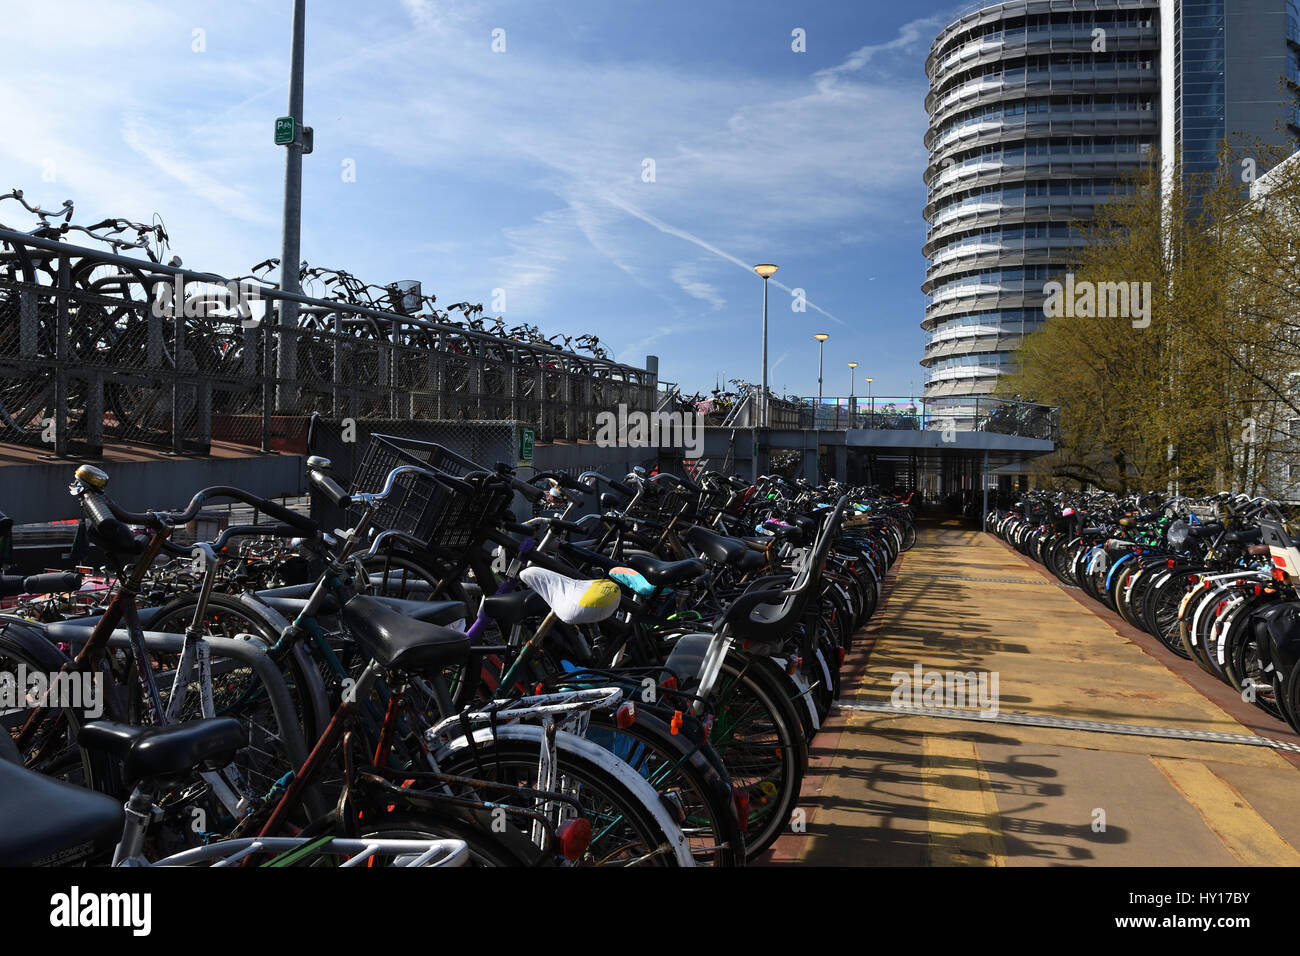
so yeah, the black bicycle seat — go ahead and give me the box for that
[480,588,550,627]
[79,717,247,788]
[341,594,471,675]
[685,526,765,571]
[624,553,708,587]
[0,760,122,865]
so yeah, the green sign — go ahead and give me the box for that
[519,427,535,463]
[274,116,296,146]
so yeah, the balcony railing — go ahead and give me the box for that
[797,395,1058,441]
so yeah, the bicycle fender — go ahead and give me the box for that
[234,594,332,740]
[663,633,712,693]
[433,723,695,866]
[0,616,68,671]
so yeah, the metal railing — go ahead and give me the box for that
[798,395,1058,440]
[0,229,657,455]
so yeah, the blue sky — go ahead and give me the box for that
[1,0,970,400]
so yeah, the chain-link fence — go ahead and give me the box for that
[0,229,658,458]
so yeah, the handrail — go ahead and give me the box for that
[0,227,650,377]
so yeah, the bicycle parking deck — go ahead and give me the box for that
[760,519,1300,867]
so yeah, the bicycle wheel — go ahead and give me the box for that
[436,732,692,866]
[1144,570,1196,657]
[1179,587,1227,675]
[146,595,318,749]
[898,522,917,552]
[1282,658,1300,734]
[708,653,808,861]
[0,633,112,790]
[129,597,324,840]
[585,707,745,866]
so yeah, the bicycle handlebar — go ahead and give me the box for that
[307,465,352,509]
[76,478,317,539]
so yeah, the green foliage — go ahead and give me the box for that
[998,143,1300,496]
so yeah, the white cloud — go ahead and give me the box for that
[0,1,938,391]
[669,263,725,311]
[120,115,276,227]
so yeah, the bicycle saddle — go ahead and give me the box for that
[518,566,621,625]
[258,584,467,627]
[623,553,708,588]
[609,566,657,596]
[758,520,806,545]
[685,526,765,572]
[1224,528,1263,545]
[341,594,471,675]
[79,717,248,788]
[480,588,550,626]
[0,760,122,865]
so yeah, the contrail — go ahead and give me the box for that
[599,192,848,327]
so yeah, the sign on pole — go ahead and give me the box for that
[519,427,535,463]
[274,116,296,146]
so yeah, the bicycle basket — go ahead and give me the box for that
[349,434,513,551]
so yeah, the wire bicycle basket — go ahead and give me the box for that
[349,434,513,551]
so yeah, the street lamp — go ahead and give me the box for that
[814,333,829,406]
[848,362,858,397]
[276,0,309,412]
[754,264,778,427]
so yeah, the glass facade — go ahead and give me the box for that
[921,0,1300,408]
[1177,0,1226,177]
[921,1,1160,404]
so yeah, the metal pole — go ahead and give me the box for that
[817,339,824,404]
[276,0,306,411]
[982,450,989,531]
[760,276,769,428]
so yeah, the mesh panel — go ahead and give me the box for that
[0,235,658,459]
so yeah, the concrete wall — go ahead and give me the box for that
[0,453,306,525]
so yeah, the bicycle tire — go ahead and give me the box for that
[709,653,808,861]
[436,729,693,867]
[0,631,113,791]
[586,707,746,866]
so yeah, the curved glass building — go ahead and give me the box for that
[921,1,1161,415]
[921,1,1300,419]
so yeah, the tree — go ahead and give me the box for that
[999,143,1300,497]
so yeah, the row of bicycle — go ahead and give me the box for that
[1,437,913,866]
[990,492,1300,734]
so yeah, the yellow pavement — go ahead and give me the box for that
[762,520,1300,866]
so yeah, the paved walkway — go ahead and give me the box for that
[761,519,1300,866]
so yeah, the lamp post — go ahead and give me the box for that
[814,333,828,407]
[276,0,308,413]
[848,362,858,428]
[866,376,874,420]
[754,264,778,427]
